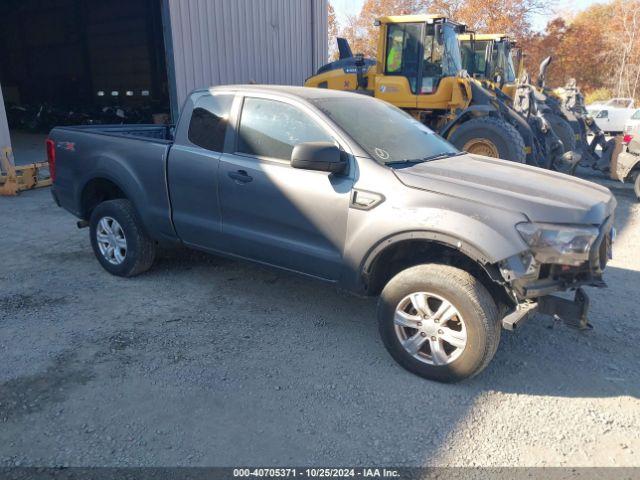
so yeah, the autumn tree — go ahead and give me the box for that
[340,0,424,58]
[328,2,340,60]
[429,0,548,39]
[522,0,640,102]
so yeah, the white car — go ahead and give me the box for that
[624,109,640,137]
[587,98,636,134]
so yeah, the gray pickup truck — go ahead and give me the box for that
[49,85,616,382]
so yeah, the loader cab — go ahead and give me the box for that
[379,16,463,93]
[373,15,468,112]
[460,34,518,95]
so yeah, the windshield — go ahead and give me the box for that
[493,41,516,83]
[461,39,487,77]
[632,109,640,120]
[311,96,459,165]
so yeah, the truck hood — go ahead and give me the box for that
[394,154,616,224]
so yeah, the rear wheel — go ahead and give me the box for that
[448,116,526,163]
[89,199,156,277]
[377,264,501,382]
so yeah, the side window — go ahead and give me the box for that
[188,94,234,152]
[237,97,333,160]
[596,110,608,119]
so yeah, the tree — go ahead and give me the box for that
[339,0,424,58]
[328,2,340,60]
[521,0,640,102]
[429,0,548,39]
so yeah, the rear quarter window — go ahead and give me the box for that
[188,94,234,152]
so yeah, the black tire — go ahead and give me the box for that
[89,199,156,277]
[546,113,576,153]
[377,264,500,382]
[448,116,527,163]
[635,173,640,201]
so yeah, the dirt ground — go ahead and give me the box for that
[0,175,638,467]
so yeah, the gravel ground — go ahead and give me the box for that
[0,176,639,467]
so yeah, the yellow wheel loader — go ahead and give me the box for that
[459,33,582,173]
[305,15,547,166]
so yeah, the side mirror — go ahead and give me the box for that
[291,142,346,173]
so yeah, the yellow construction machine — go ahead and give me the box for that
[306,15,547,166]
[459,32,585,172]
[0,147,52,196]
[459,33,521,97]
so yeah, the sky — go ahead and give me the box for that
[331,0,605,32]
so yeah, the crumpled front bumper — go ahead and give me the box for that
[503,287,591,330]
[500,217,615,330]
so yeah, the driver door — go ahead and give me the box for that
[377,22,423,109]
[218,95,354,280]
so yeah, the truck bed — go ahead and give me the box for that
[54,124,174,143]
[49,123,176,243]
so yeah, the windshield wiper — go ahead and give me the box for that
[385,151,463,167]
[384,159,427,167]
[421,151,465,161]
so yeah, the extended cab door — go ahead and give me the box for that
[217,95,354,280]
[167,92,235,249]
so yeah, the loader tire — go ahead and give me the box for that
[448,116,526,163]
[547,114,576,153]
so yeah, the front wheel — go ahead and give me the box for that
[377,264,501,382]
[447,116,527,163]
[635,173,640,201]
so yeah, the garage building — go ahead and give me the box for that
[0,0,328,164]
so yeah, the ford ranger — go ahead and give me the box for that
[48,85,616,382]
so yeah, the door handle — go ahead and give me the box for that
[228,169,253,183]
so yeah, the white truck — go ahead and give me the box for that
[588,98,635,134]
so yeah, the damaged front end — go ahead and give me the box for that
[496,216,615,330]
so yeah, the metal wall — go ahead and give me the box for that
[164,0,328,114]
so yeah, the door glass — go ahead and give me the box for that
[385,23,421,93]
[237,98,333,160]
[188,94,234,152]
[421,23,461,93]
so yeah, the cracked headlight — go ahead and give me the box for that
[515,222,599,266]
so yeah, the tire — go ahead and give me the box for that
[89,199,156,277]
[634,173,640,201]
[546,113,576,153]
[377,264,500,382]
[447,116,527,163]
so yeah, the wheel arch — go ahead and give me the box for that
[360,232,514,310]
[80,176,130,220]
